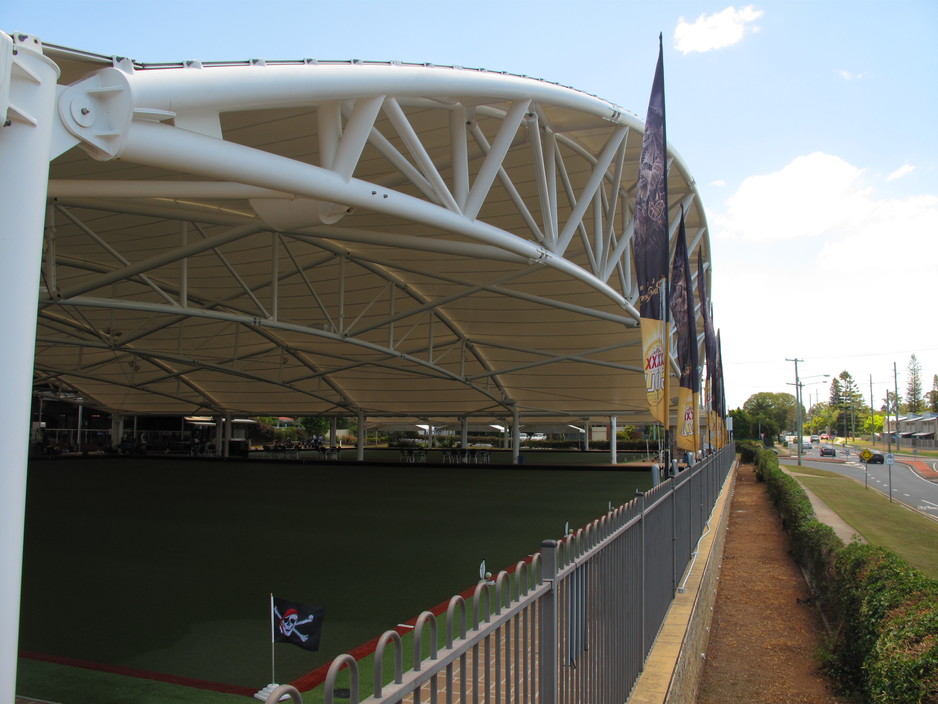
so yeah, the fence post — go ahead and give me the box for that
[638,490,646,661]
[671,475,677,596]
[539,540,558,704]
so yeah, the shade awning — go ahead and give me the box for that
[26,40,713,426]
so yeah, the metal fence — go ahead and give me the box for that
[283,445,735,704]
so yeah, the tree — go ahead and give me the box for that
[906,355,924,413]
[728,408,752,439]
[298,416,330,436]
[834,371,863,437]
[807,401,839,436]
[742,392,798,433]
[863,411,884,436]
[883,390,902,416]
[928,374,938,413]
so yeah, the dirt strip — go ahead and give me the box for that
[695,463,851,704]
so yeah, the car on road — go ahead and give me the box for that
[810,435,820,443]
[801,441,812,451]
[820,433,829,440]
[819,446,836,457]
[866,450,885,464]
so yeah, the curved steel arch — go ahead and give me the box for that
[27,41,713,425]
[0,37,722,699]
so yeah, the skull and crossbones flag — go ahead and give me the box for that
[272,596,324,652]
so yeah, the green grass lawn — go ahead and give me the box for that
[793,469,938,579]
[18,456,650,702]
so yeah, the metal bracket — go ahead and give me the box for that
[1,32,49,129]
[57,67,134,160]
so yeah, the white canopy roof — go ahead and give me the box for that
[26,38,713,425]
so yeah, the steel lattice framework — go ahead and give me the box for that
[0,33,716,698]
[16,41,712,426]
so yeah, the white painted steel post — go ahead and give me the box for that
[110,414,124,450]
[215,416,224,456]
[224,416,232,458]
[356,412,365,462]
[539,540,558,704]
[511,408,520,464]
[610,416,618,464]
[0,32,59,704]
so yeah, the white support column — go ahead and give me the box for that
[610,416,618,464]
[224,416,233,458]
[0,32,60,704]
[356,412,365,462]
[511,408,521,464]
[110,414,124,450]
[215,416,224,457]
[583,419,591,452]
[330,417,338,449]
[460,417,468,449]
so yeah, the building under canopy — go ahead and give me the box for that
[0,31,714,699]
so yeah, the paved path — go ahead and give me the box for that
[781,468,866,544]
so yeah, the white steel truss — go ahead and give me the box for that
[13,38,714,425]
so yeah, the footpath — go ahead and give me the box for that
[695,463,852,704]
[628,458,858,704]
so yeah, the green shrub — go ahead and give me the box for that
[746,444,938,703]
[823,544,938,703]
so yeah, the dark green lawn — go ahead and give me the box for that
[19,456,649,697]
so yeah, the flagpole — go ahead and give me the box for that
[269,593,276,686]
[661,275,671,470]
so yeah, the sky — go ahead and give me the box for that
[7,0,938,414]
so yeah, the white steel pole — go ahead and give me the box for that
[357,411,365,462]
[610,416,618,464]
[0,32,59,704]
[224,416,232,459]
[511,408,521,464]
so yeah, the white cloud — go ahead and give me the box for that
[837,69,868,81]
[710,179,727,187]
[708,153,938,409]
[887,163,915,181]
[674,5,764,54]
[709,152,872,241]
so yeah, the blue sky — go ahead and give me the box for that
[7,0,938,413]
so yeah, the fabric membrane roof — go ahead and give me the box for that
[27,38,712,425]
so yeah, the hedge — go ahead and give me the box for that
[743,442,938,703]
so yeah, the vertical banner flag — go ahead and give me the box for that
[715,330,726,446]
[697,256,717,449]
[669,209,699,452]
[272,596,324,651]
[633,34,669,424]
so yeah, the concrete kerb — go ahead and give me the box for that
[627,458,738,704]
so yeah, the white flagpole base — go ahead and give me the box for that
[254,683,290,701]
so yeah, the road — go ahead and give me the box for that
[781,445,938,522]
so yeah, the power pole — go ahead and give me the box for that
[787,357,803,467]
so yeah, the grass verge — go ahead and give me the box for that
[794,469,938,579]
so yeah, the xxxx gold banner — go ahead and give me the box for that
[677,386,697,452]
[669,209,699,453]
[641,316,667,424]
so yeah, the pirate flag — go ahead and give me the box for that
[272,596,324,652]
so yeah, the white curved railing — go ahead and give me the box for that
[297,446,736,703]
